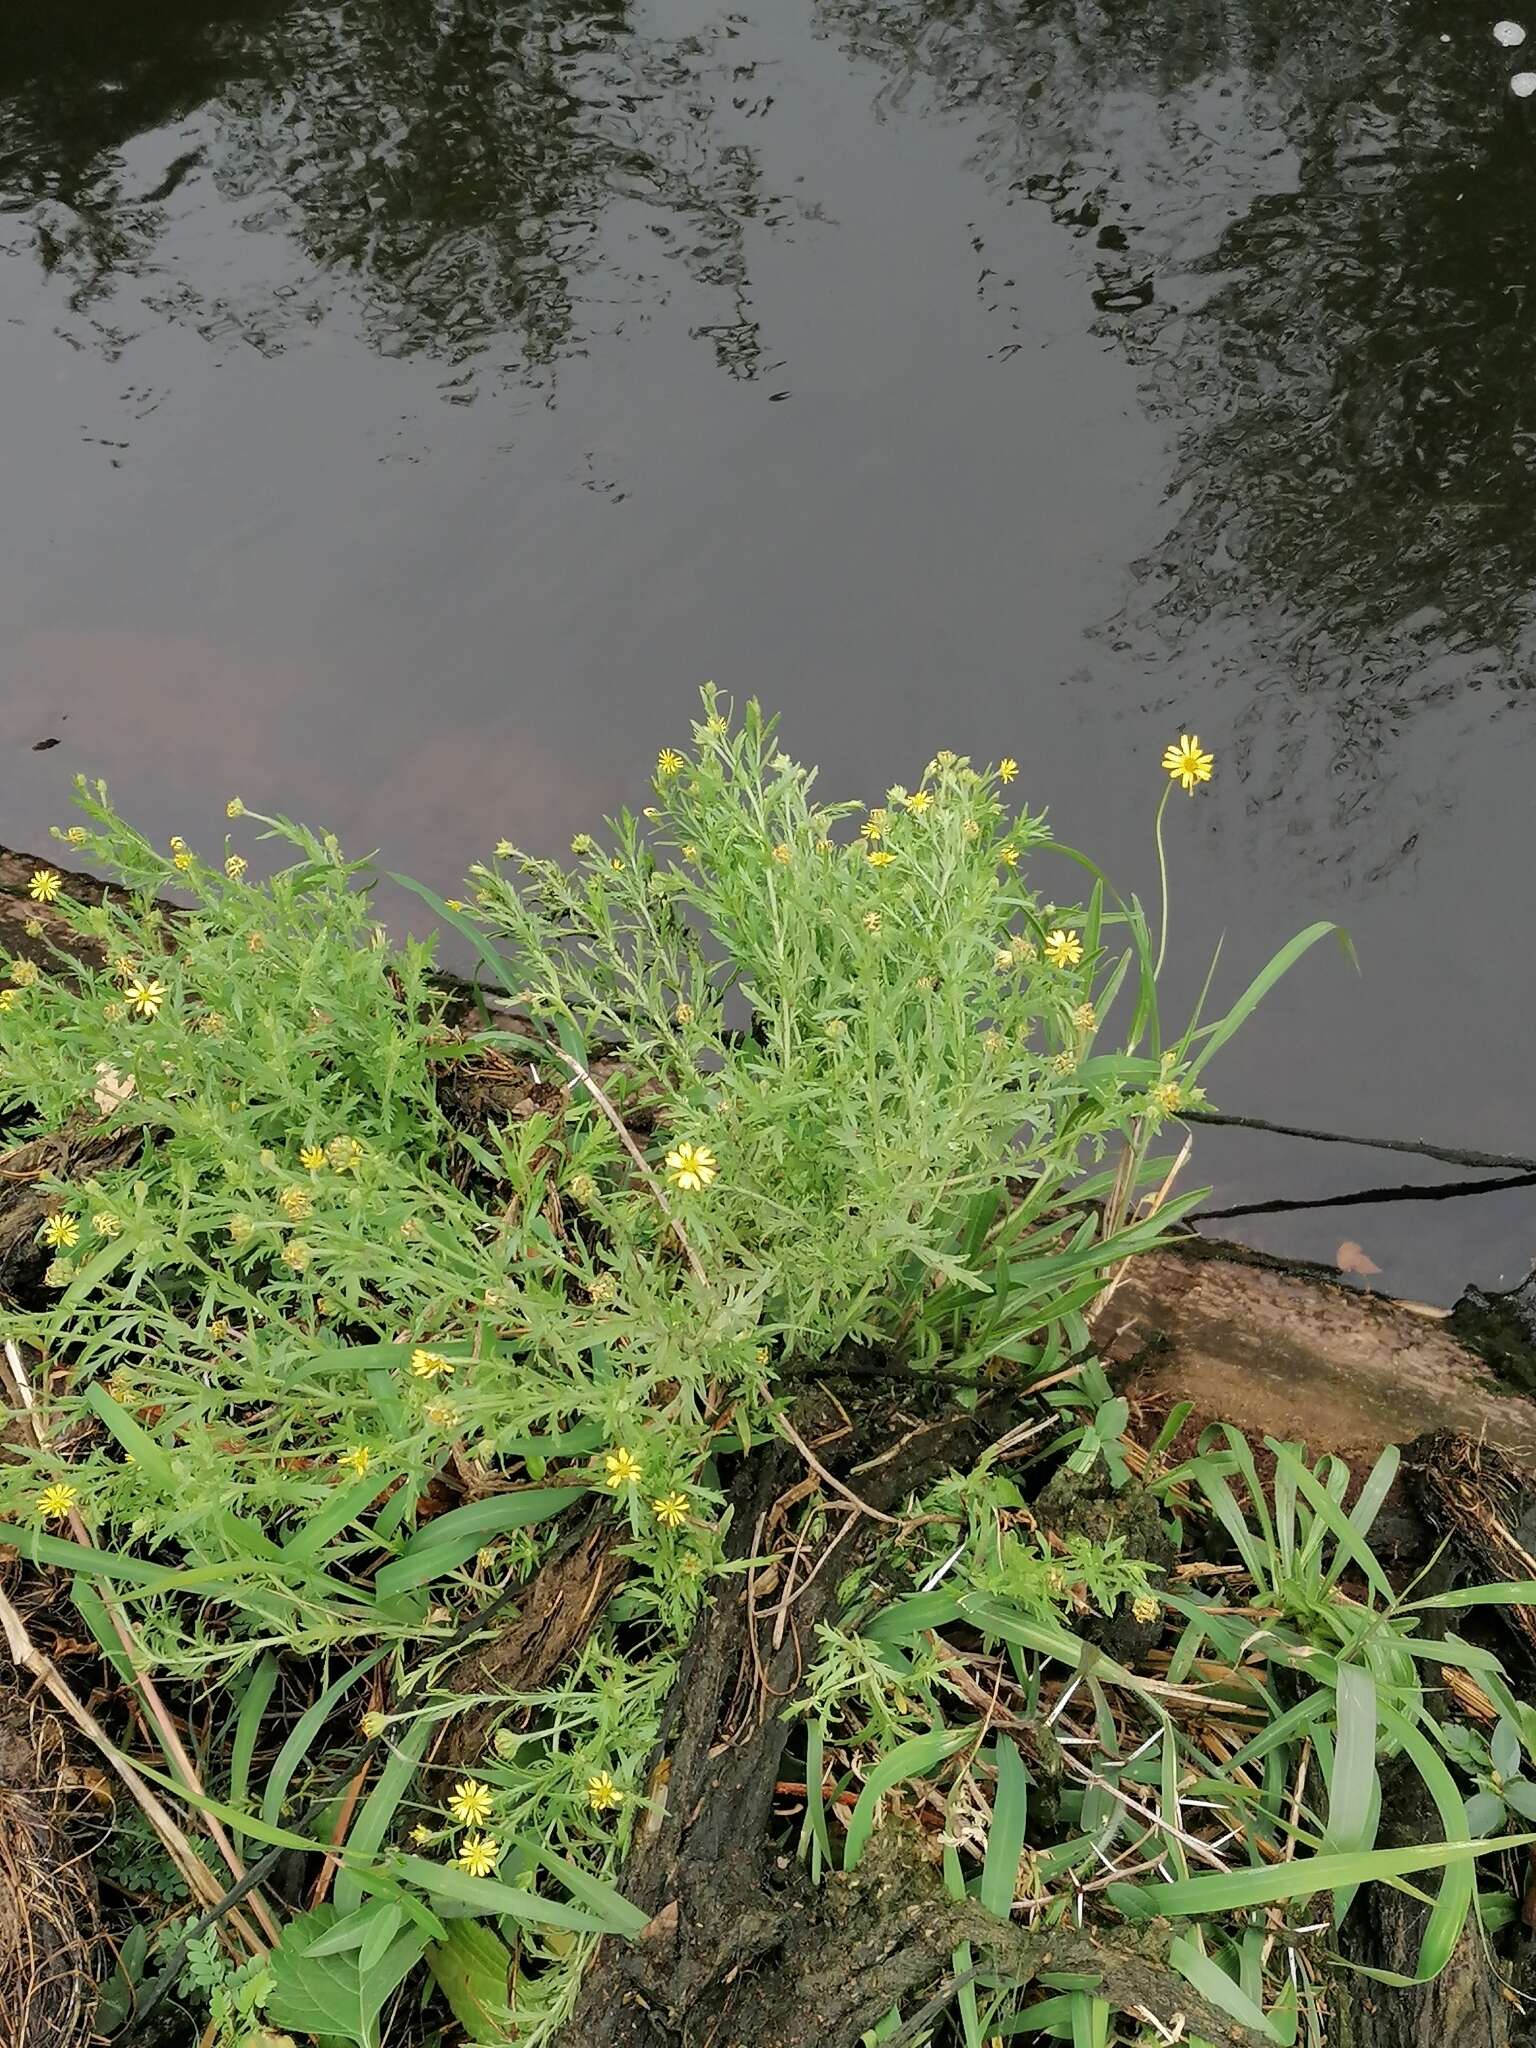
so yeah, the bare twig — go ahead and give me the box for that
[1185,1107,1536,1172]
[310,1757,370,1908]
[776,1410,901,1527]
[545,1046,708,1287]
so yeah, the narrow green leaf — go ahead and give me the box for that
[981,1740,1028,1920]
[844,1726,975,1870]
[1109,1833,1528,1921]
[230,1653,281,1815]
[1185,923,1343,1083]
[1168,1935,1282,2044]
[263,1653,387,1828]
[398,1853,638,1936]
[374,1488,587,1598]
[334,1717,435,1915]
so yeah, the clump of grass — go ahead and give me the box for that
[2,694,1470,2048]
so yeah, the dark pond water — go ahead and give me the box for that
[3,0,1534,1302]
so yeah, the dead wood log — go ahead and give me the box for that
[1095,1236,1536,1464]
[555,1391,1269,2048]
[435,1512,630,1769]
[1331,1769,1512,2048]
[0,1126,144,1303]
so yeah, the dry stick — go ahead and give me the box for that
[1093,1132,1192,1322]
[1200,1168,1536,1221]
[309,1756,371,1909]
[3,1340,282,1946]
[545,1045,709,1288]
[776,1409,901,1527]
[1185,1108,1536,1173]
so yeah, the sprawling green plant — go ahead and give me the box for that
[0,693,1393,2045]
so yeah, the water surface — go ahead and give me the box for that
[2,0,1533,1300]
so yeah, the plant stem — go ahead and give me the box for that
[1152,780,1173,980]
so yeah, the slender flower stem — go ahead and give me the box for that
[1152,780,1173,980]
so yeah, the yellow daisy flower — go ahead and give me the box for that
[998,757,1018,784]
[1043,929,1083,970]
[999,846,1019,867]
[36,1482,78,1522]
[604,1447,642,1489]
[665,1141,717,1192]
[586,1771,623,1813]
[299,1144,327,1172]
[657,748,685,776]
[172,851,194,872]
[447,1779,495,1829]
[28,870,61,904]
[0,991,15,1013]
[904,790,932,814]
[39,1213,79,1251]
[868,849,896,868]
[681,843,698,861]
[125,978,166,1018]
[338,1446,372,1476]
[1162,733,1214,793]
[411,1348,454,1379]
[651,1491,690,1530]
[454,1833,499,1878]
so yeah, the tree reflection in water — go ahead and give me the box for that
[0,0,784,377]
[821,0,1536,857]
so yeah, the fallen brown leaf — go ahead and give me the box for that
[1335,1239,1382,1276]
